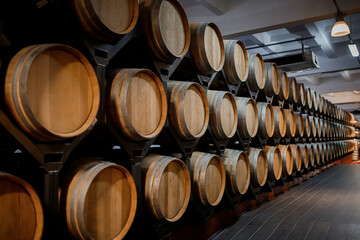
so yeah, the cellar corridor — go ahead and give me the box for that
[210,156,360,240]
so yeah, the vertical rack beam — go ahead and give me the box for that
[43,171,60,239]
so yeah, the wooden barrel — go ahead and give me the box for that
[315,117,322,138]
[323,120,328,138]
[298,144,309,169]
[256,102,274,138]
[326,99,331,117]
[235,97,258,139]
[305,87,313,109]
[311,90,318,111]
[139,0,190,62]
[223,40,249,84]
[322,97,327,116]
[223,149,251,195]
[330,101,335,118]
[302,114,311,138]
[307,144,315,167]
[5,44,100,141]
[273,106,286,138]
[327,142,333,161]
[167,81,209,140]
[320,118,326,138]
[297,83,306,107]
[290,144,302,172]
[278,145,293,176]
[309,116,317,138]
[247,148,268,187]
[322,143,329,163]
[71,0,138,40]
[334,106,339,120]
[295,113,304,138]
[63,160,137,239]
[264,62,280,96]
[284,109,296,138]
[207,90,238,139]
[190,152,226,206]
[278,71,289,100]
[317,94,323,114]
[336,107,341,120]
[142,155,191,221]
[264,146,282,181]
[0,172,43,240]
[317,143,325,165]
[109,69,167,141]
[312,143,321,165]
[287,77,299,104]
[330,123,334,138]
[189,22,225,75]
[247,52,265,91]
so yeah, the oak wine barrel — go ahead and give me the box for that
[273,106,286,138]
[264,62,280,96]
[256,102,275,138]
[190,152,226,206]
[5,44,100,141]
[297,83,306,107]
[295,113,304,138]
[189,22,225,75]
[109,68,167,141]
[311,90,318,111]
[278,145,293,176]
[167,81,209,140]
[302,114,311,138]
[290,144,302,172]
[235,97,258,139]
[305,88,313,109]
[142,154,191,222]
[223,149,251,195]
[0,172,43,240]
[247,148,268,187]
[223,40,249,84]
[298,144,309,169]
[309,116,317,138]
[322,96,327,116]
[284,109,296,138]
[62,160,137,239]
[312,143,321,165]
[71,0,138,40]
[326,99,331,117]
[322,143,329,164]
[315,117,322,138]
[317,143,325,165]
[327,142,333,162]
[307,144,315,167]
[139,0,190,62]
[207,90,238,139]
[278,71,289,100]
[264,146,282,181]
[317,94,323,114]
[287,77,299,104]
[247,52,265,91]
[319,118,327,137]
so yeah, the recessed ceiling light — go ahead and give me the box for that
[348,42,359,57]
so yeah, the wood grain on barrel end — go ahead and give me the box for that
[0,173,43,240]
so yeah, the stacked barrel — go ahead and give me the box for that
[0,0,357,239]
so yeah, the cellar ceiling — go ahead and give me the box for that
[179,0,360,119]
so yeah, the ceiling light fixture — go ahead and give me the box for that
[331,0,350,37]
[348,41,359,57]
